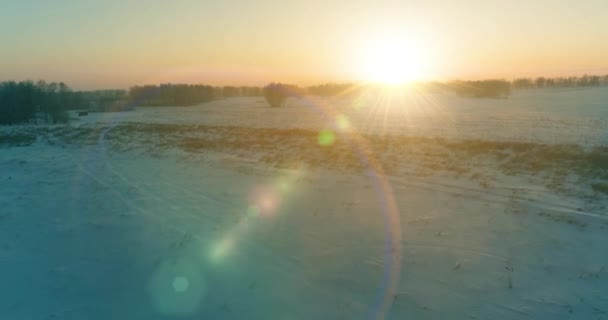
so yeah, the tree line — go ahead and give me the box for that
[0,80,83,125]
[128,84,215,107]
[306,83,358,96]
[416,74,608,99]
[128,84,269,106]
[511,75,608,89]
[0,82,268,124]
[2,74,608,124]
[270,74,608,102]
[445,80,511,98]
[0,81,272,124]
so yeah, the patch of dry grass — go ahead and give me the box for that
[22,123,608,198]
[68,123,606,176]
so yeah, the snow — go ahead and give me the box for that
[72,87,608,146]
[1,87,608,319]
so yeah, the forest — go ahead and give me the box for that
[1,74,608,124]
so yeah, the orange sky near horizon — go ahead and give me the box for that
[1,0,607,89]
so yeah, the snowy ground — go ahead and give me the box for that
[75,87,608,146]
[1,87,608,319]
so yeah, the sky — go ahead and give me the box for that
[1,0,607,89]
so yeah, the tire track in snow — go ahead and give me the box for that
[75,160,202,241]
[391,175,608,222]
[73,124,204,241]
[98,124,228,223]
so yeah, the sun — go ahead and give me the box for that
[357,32,433,84]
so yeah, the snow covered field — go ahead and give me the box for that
[76,87,608,146]
[1,87,608,319]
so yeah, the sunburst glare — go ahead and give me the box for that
[356,31,434,84]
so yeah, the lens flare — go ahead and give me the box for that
[275,178,291,192]
[336,115,351,131]
[210,236,235,263]
[294,92,402,320]
[247,205,260,218]
[207,169,304,266]
[318,129,336,146]
[249,186,281,217]
[148,259,206,316]
[172,276,190,293]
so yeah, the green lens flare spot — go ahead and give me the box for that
[278,180,289,192]
[172,276,190,293]
[318,130,335,146]
[210,237,234,263]
[247,205,260,217]
[336,115,350,130]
